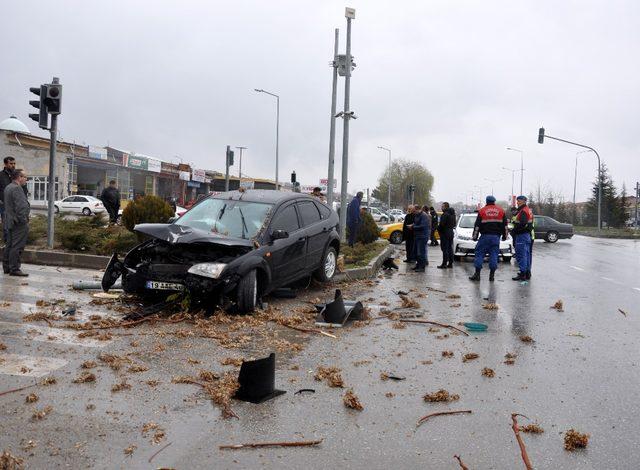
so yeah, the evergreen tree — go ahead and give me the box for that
[584,164,622,228]
[556,199,568,222]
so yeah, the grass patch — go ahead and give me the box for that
[341,240,388,268]
[574,226,640,239]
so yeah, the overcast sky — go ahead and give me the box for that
[2,0,638,204]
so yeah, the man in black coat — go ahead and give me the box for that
[429,207,439,246]
[100,180,121,224]
[0,156,17,241]
[437,202,456,268]
[3,169,30,276]
[402,205,416,263]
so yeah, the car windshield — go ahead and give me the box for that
[175,198,273,239]
[458,215,477,228]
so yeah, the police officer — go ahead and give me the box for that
[510,195,534,281]
[469,196,508,282]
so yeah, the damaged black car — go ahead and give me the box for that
[102,190,340,313]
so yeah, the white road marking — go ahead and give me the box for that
[570,266,585,272]
[0,353,68,377]
[0,321,112,348]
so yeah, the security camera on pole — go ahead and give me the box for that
[29,77,62,249]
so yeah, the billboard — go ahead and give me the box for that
[88,146,107,160]
[147,158,161,173]
[192,168,206,183]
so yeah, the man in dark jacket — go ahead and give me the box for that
[3,169,30,276]
[437,202,456,268]
[402,205,416,263]
[469,196,508,282]
[346,191,363,247]
[100,180,121,224]
[429,207,439,246]
[0,156,17,242]
[411,205,430,272]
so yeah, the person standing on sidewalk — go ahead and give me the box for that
[469,196,508,282]
[0,156,17,242]
[429,207,439,246]
[100,180,121,224]
[3,169,30,276]
[402,205,416,263]
[346,191,363,248]
[437,202,456,269]
[510,195,534,281]
[412,205,430,272]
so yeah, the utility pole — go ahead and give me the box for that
[338,7,356,240]
[506,147,524,195]
[635,181,639,228]
[235,146,247,181]
[47,110,58,248]
[327,28,339,207]
[225,145,234,192]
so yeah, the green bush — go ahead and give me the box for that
[346,211,380,245]
[96,228,139,255]
[122,195,175,236]
[58,224,100,251]
[27,215,48,244]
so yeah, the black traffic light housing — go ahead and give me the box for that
[29,85,49,129]
[290,171,296,184]
[45,83,62,115]
[538,127,545,144]
[226,147,234,166]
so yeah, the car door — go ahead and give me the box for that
[60,196,77,212]
[533,216,546,238]
[267,203,307,285]
[296,200,325,269]
[75,196,89,213]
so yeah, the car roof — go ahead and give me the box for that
[210,189,321,205]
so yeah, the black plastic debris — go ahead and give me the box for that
[315,289,364,327]
[294,389,316,395]
[235,353,286,404]
[382,258,399,270]
[62,306,76,317]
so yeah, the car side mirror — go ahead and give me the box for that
[271,229,289,241]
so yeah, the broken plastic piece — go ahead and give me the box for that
[463,322,488,332]
[235,353,286,404]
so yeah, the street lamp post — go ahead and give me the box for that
[377,146,391,209]
[254,89,280,190]
[235,146,247,182]
[484,177,500,196]
[573,150,592,223]
[538,127,602,231]
[506,147,524,195]
[501,167,517,204]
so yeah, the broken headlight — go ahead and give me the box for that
[187,262,227,279]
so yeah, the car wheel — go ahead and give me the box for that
[314,246,337,282]
[54,206,59,214]
[502,256,512,263]
[82,207,92,216]
[380,217,388,223]
[389,231,403,244]
[545,231,559,243]
[236,269,257,314]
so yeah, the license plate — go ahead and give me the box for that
[145,281,184,291]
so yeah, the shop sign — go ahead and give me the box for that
[127,154,148,170]
[88,146,107,160]
[147,158,161,173]
[179,171,191,181]
[187,181,201,188]
[192,168,206,183]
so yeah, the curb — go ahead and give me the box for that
[0,248,110,271]
[334,242,395,282]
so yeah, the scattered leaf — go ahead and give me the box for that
[564,429,589,450]
[343,389,363,410]
[462,353,479,363]
[423,389,459,402]
[481,367,495,378]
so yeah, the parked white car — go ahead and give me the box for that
[453,213,513,262]
[389,209,405,221]
[54,196,105,216]
[366,207,394,223]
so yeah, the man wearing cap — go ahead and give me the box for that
[510,195,534,281]
[469,196,508,282]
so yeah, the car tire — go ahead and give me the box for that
[380,217,388,223]
[54,206,59,214]
[236,269,257,314]
[502,256,512,263]
[314,246,337,282]
[545,231,559,243]
[82,207,92,216]
[389,231,403,245]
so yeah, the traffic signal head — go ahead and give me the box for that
[45,83,62,115]
[538,127,545,144]
[226,148,234,166]
[290,171,296,184]
[29,85,48,129]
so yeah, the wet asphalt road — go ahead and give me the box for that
[1,235,639,469]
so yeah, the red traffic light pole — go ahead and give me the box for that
[538,127,601,232]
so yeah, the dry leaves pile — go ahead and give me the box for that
[551,300,564,312]
[442,350,454,358]
[81,360,97,369]
[462,353,479,363]
[31,405,53,421]
[482,303,499,310]
[399,295,420,309]
[142,422,166,445]
[98,353,132,371]
[172,371,239,419]
[564,429,589,450]
[0,342,7,351]
[343,389,363,410]
[123,444,137,456]
[423,389,460,402]
[25,393,38,404]
[220,357,243,367]
[481,367,495,378]
[314,366,344,388]
[111,380,131,393]
[521,424,544,434]
[72,372,96,383]
[519,335,534,343]
[0,450,24,470]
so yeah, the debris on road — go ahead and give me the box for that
[25,393,38,403]
[463,322,488,332]
[551,300,564,312]
[481,367,495,378]
[399,295,420,309]
[454,454,469,470]
[446,294,461,299]
[40,377,56,386]
[219,439,323,450]
[0,450,24,469]
[72,372,96,383]
[148,442,172,463]
[441,350,454,358]
[314,366,344,388]
[423,389,459,402]
[416,410,472,427]
[127,364,149,373]
[81,361,97,369]
[504,352,517,365]
[294,389,315,395]
[221,357,243,367]
[398,319,469,336]
[142,422,166,445]
[0,342,7,351]
[343,389,363,410]
[618,308,627,317]
[564,429,590,451]
[521,424,544,434]
[111,380,131,393]
[98,353,132,370]
[462,353,479,363]
[380,372,405,381]
[31,405,53,421]
[391,321,406,329]
[482,303,499,310]
[510,413,534,470]
[0,384,37,398]
[123,444,136,456]
[519,335,534,343]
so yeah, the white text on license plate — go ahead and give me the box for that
[146,281,184,291]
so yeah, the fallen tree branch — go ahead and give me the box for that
[148,442,172,463]
[220,439,323,450]
[427,287,447,294]
[417,410,472,427]
[0,383,37,397]
[454,454,469,470]
[618,308,627,317]
[511,413,533,470]
[280,323,336,338]
[399,319,469,336]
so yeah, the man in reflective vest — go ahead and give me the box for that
[469,196,508,282]
[510,195,534,281]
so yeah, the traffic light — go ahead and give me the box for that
[290,171,296,184]
[45,82,62,115]
[29,85,48,129]
[538,127,545,144]
[226,147,234,166]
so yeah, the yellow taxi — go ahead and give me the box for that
[378,212,441,245]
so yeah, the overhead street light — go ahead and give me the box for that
[484,177,501,196]
[538,127,602,231]
[377,146,392,209]
[502,167,518,204]
[254,88,280,190]
[506,147,524,195]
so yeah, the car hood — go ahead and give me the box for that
[134,223,254,247]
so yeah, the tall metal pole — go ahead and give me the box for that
[225,145,230,192]
[327,28,339,207]
[377,146,391,208]
[235,146,247,181]
[275,96,279,190]
[635,181,639,227]
[338,12,354,241]
[506,147,524,195]
[47,113,57,249]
